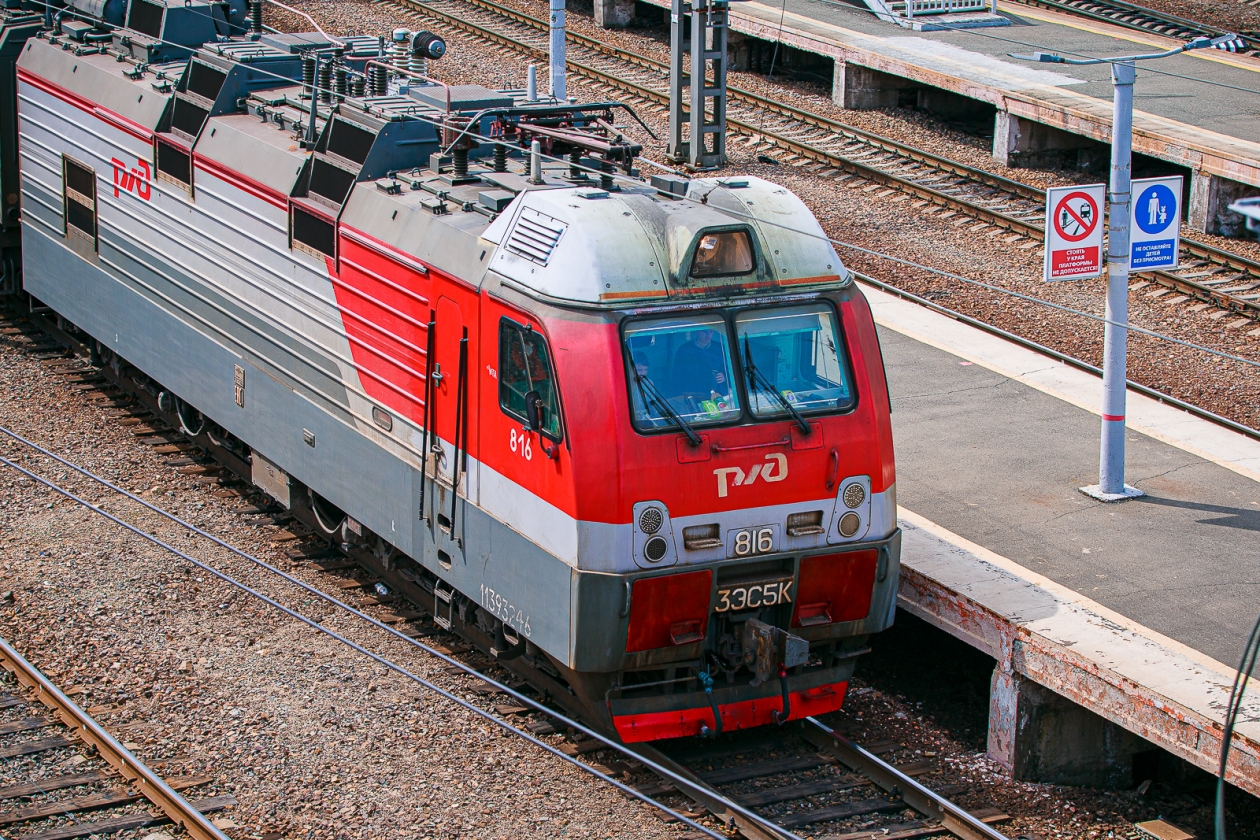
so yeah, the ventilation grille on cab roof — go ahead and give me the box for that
[506,208,566,265]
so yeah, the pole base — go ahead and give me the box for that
[1079,484,1145,502]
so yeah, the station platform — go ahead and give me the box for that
[625,0,1260,234]
[860,279,1260,794]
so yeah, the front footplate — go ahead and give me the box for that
[609,666,855,743]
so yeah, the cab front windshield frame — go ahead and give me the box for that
[621,301,856,433]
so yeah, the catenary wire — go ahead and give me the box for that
[19,8,1260,399]
[1216,608,1260,840]
[0,426,795,840]
[20,0,1260,822]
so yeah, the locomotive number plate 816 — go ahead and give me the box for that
[715,578,793,613]
[727,524,780,559]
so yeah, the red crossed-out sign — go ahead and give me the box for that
[1053,191,1099,241]
[1044,184,1105,281]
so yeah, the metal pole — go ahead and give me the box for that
[689,0,704,166]
[526,64,538,101]
[549,0,566,100]
[667,0,686,162]
[1093,60,1142,501]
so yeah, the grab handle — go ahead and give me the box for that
[710,436,789,454]
[825,447,839,491]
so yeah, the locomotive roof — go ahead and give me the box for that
[342,169,849,307]
[19,19,849,307]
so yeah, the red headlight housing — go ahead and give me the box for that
[792,549,878,628]
[626,569,713,653]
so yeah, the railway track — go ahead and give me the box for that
[0,314,1013,840]
[1009,0,1259,54]
[381,0,1260,321]
[0,634,234,840]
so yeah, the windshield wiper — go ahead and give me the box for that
[743,336,810,434]
[633,368,702,446]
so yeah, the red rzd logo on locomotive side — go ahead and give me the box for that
[110,157,151,201]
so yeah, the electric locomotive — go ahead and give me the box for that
[3,0,900,740]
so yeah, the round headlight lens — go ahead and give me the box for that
[639,507,663,534]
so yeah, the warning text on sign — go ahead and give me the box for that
[1131,240,1175,268]
[1050,246,1100,278]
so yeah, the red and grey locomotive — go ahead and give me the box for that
[1,0,899,741]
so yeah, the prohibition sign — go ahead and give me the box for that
[1053,191,1100,243]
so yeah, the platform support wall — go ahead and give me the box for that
[831,60,911,110]
[1187,171,1260,237]
[594,0,635,28]
[988,666,1149,788]
[992,110,1103,170]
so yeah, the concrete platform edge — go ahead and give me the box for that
[897,507,1260,794]
[859,281,1260,484]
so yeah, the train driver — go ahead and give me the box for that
[673,329,732,406]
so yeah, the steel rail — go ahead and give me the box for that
[0,635,231,840]
[802,718,1008,840]
[0,422,762,840]
[1008,0,1258,54]
[391,0,1260,320]
[628,742,802,840]
[631,723,1012,840]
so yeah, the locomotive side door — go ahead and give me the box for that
[429,293,479,553]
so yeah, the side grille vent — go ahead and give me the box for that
[171,97,209,141]
[291,205,336,259]
[506,208,566,265]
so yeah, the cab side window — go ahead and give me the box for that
[498,318,563,441]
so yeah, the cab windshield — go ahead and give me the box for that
[623,302,854,432]
[624,313,741,429]
[735,304,853,417]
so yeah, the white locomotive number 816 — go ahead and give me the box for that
[509,428,533,461]
[729,525,777,558]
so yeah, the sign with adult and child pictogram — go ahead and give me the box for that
[1129,175,1182,271]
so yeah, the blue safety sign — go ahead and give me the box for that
[1129,176,1182,271]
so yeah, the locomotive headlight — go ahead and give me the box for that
[638,507,663,535]
[842,483,866,509]
[838,512,862,538]
[632,501,677,569]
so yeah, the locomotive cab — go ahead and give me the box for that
[482,176,899,741]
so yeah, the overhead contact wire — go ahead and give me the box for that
[25,0,1260,381]
[0,427,797,840]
